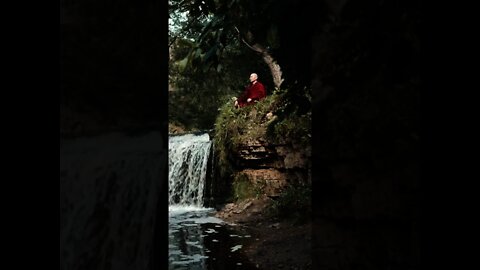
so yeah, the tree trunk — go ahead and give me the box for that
[251,44,284,90]
[235,27,284,90]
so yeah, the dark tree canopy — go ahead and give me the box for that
[169,0,316,90]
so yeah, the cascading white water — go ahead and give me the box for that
[168,133,254,270]
[169,133,212,207]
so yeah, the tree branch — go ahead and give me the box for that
[234,26,263,53]
[234,26,284,90]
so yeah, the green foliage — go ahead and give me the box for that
[267,110,311,147]
[168,0,313,92]
[266,184,312,224]
[169,35,271,131]
[168,0,313,131]
[213,98,242,179]
[214,85,311,179]
[214,93,279,179]
[265,86,312,147]
[214,85,312,222]
[169,0,284,71]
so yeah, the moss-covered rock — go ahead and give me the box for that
[213,87,311,217]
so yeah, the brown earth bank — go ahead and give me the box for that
[215,197,311,270]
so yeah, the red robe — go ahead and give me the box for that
[237,81,266,107]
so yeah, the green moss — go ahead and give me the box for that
[214,86,312,206]
[232,173,256,201]
[214,91,288,170]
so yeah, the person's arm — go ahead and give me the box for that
[238,85,250,103]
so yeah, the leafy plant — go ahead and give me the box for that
[214,85,311,180]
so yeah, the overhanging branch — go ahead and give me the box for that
[234,26,284,90]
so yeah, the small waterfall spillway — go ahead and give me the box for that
[168,133,256,270]
[169,133,212,207]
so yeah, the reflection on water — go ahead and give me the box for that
[169,207,257,270]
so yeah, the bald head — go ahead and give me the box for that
[249,73,258,83]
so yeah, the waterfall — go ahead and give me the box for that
[169,133,212,207]
[60,132,165,270]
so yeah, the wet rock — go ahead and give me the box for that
[269,223,281,228]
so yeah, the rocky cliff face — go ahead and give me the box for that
[232,138,311,197]
[212,94,311,205]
